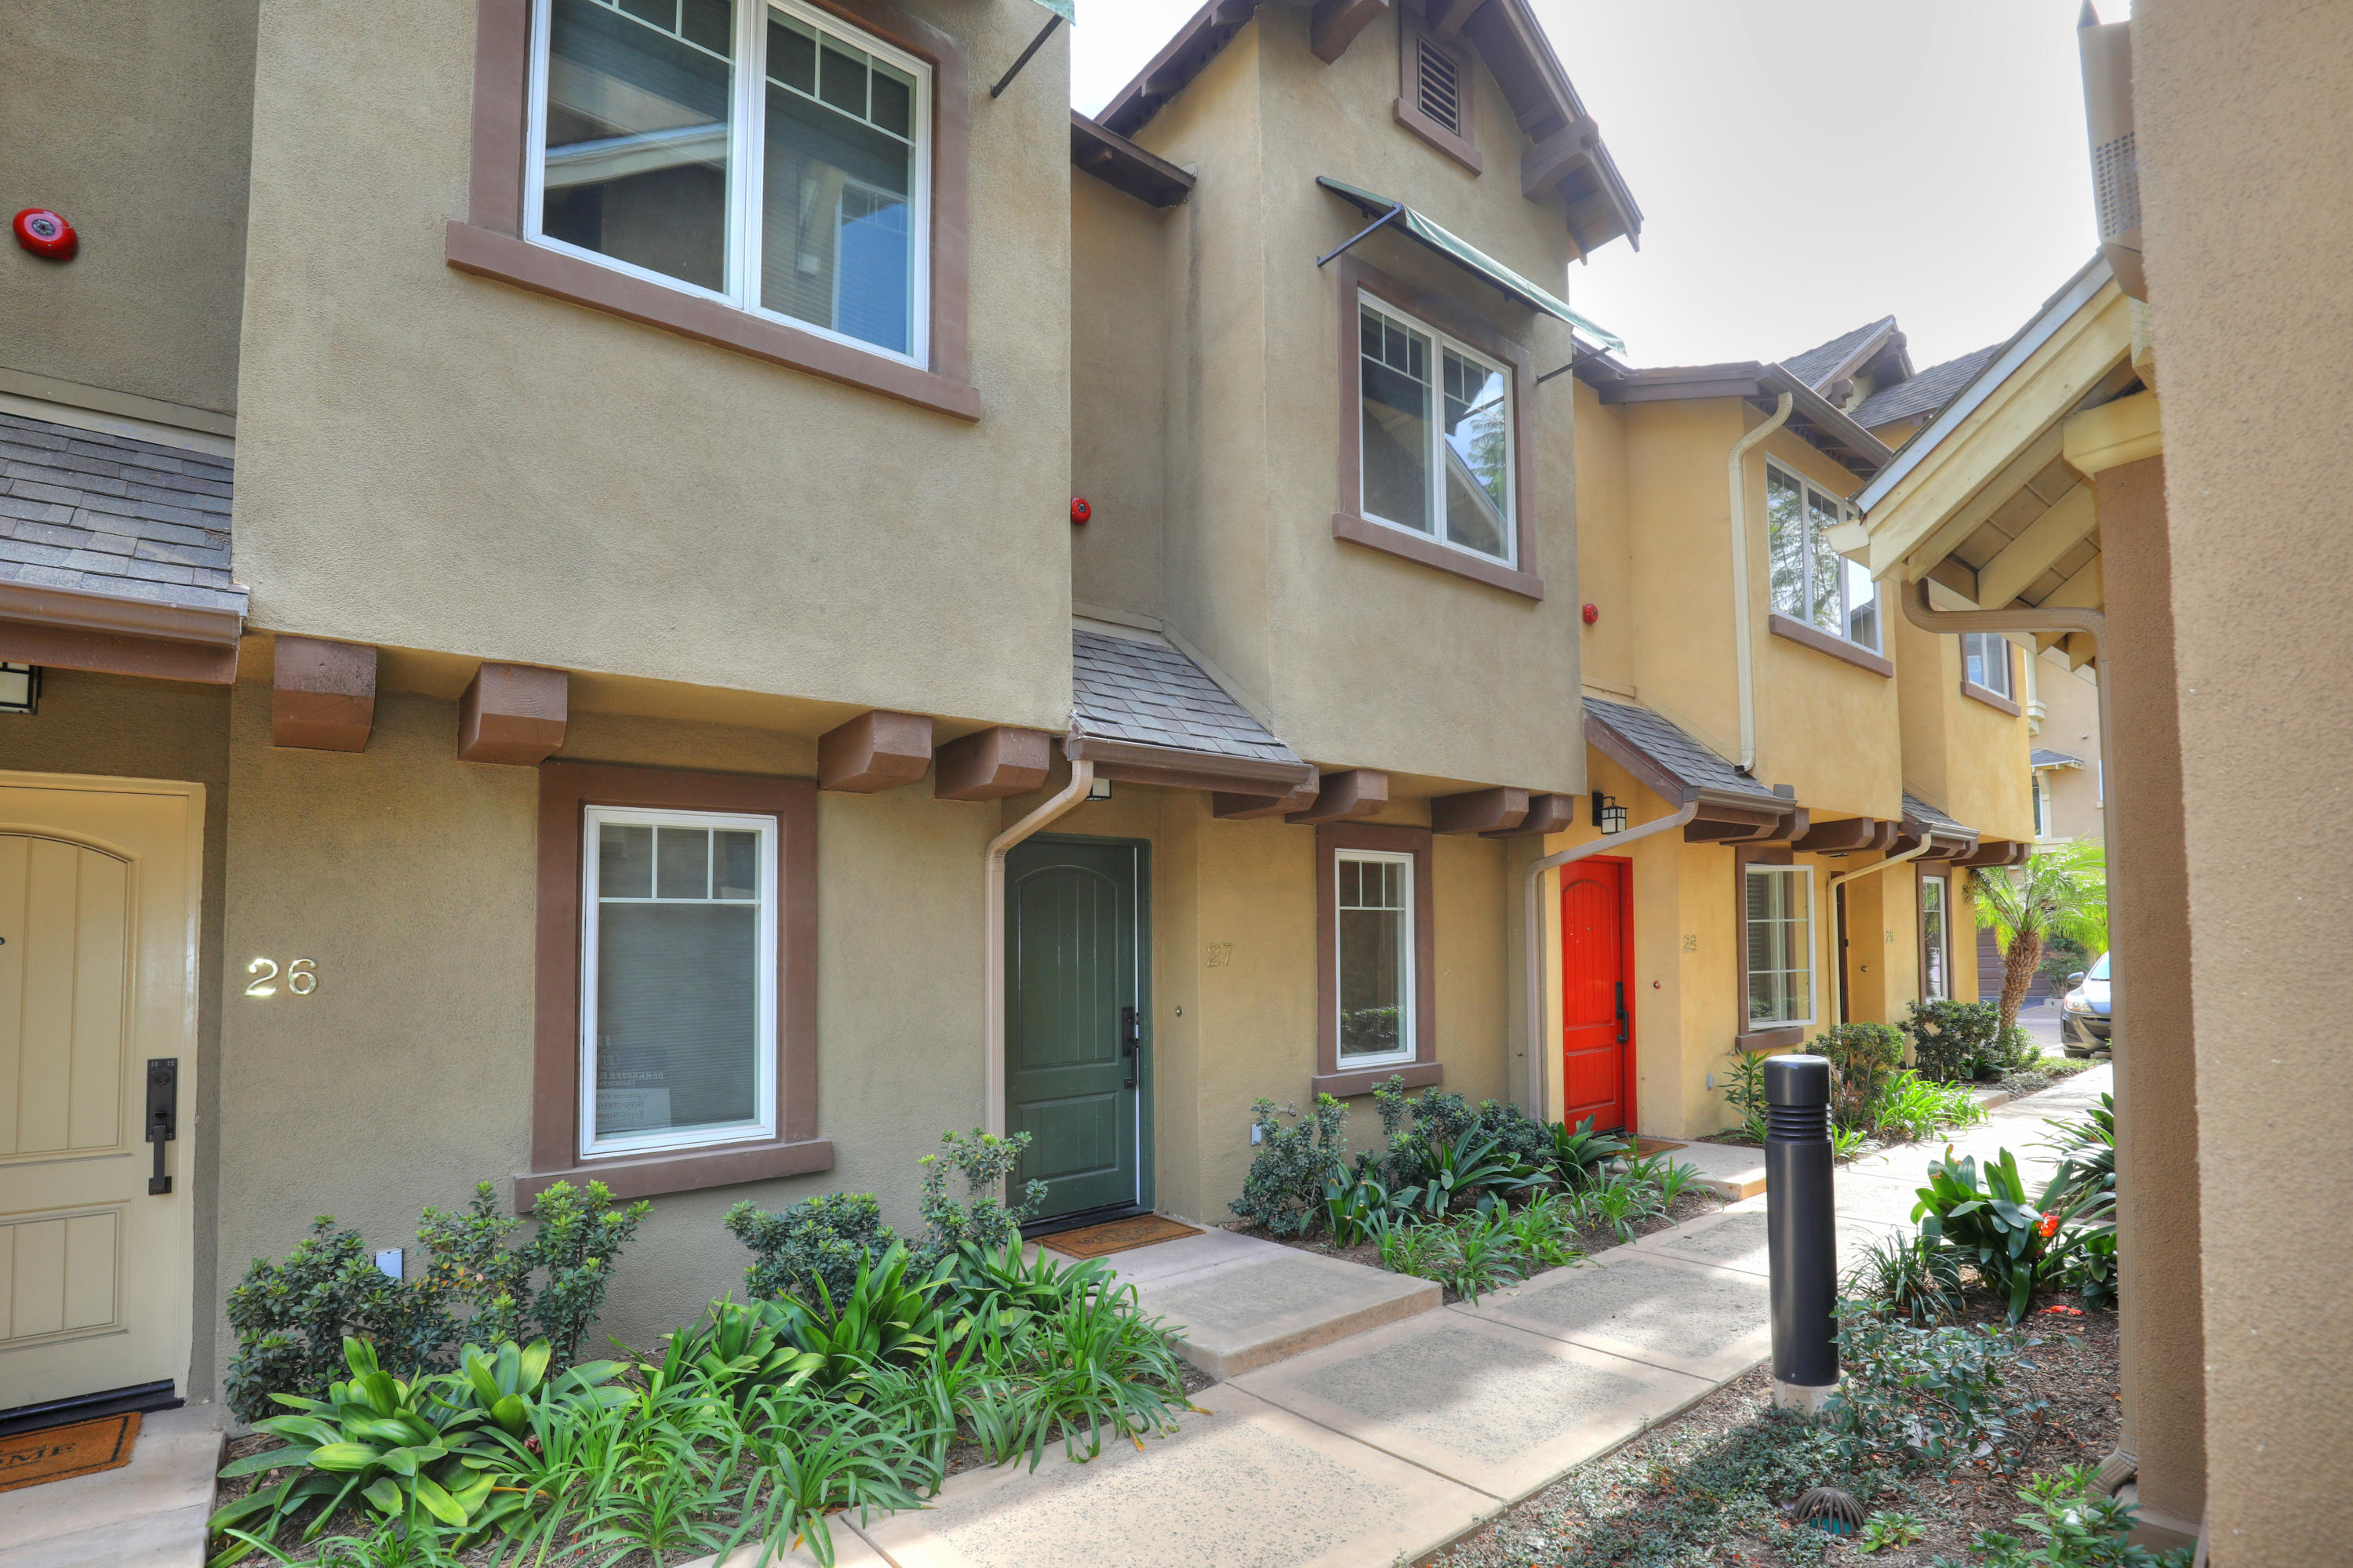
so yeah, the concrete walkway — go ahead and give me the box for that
[0,1405,222,1568]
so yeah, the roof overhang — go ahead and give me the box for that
[0,579,244,685]
[1062,733,1316,795]
[1070,111,1195,207]
[1574,357,1895,479]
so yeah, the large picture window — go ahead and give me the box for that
[1358,295,1516,567]
[1920,872,1951,1002]
[580,805,778,1156]
[1767,461,1880,653]
[1336,849,1415,1067]
[528,0,932,363]
[1744,863,1815,1028]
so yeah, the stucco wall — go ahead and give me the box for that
[1570,383,1633,698]
[2034,654,2104,841]
[1070,173,1174,620]
[229,0,1073,729]
[1893,611,2035,841]
[0,1,257,417]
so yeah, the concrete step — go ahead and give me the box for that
[0,1404,221,1568]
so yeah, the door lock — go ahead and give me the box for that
[1119,1006,1143,1090]
[146,1057,177,1195]
[1614,981,1629,1045]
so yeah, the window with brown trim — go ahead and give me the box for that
[1732,843,1809,1051]
[1314,823,1441,1097]
[1959,633,2022,714]
[521,761,827,1206]
[450,0,978,421]
[1918,868,1951,1002]
[1332,254,1543,599]
[1395,19,1480,173]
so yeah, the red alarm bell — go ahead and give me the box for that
[1581,602,1599,625]
[13,209,77,260]
[1070,497,1092,525]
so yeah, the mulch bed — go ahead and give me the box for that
[1425,1292,2122,1568]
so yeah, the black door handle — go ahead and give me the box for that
[147,1057,177,1195]
[1120,1006,1142,1088]
[1614,981,1628,1044]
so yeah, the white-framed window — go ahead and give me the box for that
[1963,631,2015,699]
[1744,863,1815,1027]
[1920,873,1950,1001]
[527,0,933,364]
[1336,849,1416,1067]
[580,805,778,1157]
[2031,773,2053,839]
[1766,460,1881,653]
[1357,294,1517,566]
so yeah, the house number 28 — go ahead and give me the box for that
[245,958,319,997]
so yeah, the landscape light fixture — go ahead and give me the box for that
[0,664,39,715]
[1591,791,1626,835]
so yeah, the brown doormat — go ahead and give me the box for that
[1038,1214,1201,1259]
[1634,1137,1688,1156]
[0,1411,140,1493]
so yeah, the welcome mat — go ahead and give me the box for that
[0,1411,140,1494]
[1039,1214,1201,1259]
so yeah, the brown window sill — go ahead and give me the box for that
[1333,512,1544,599]
[1394,99,1482,174]
[1734,1027,1807,1053]
[1959,678,2022,717]
[1312,1060,1443,1099]
[514,1136,835,1208]
[446,222,982,423]
[1768,613,1894,678]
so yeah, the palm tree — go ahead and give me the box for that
[1969,839,2109,1041]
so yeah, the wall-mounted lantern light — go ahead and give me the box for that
[1591,791,1626,835]
[0,664,40,715]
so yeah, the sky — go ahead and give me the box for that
[1070,1,2118,374]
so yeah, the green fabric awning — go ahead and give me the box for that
[1316,176,1626,355]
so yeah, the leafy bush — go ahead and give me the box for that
[1372,1199,1580,1303]
[1814,1021,1907,1130]
[1580,1168,1666,1242]
[1913,1145,2115,1320]
[1901,998,2002,1082]
[1320,1170,1398,1247]
[1844,1226,1964,1325]
[724,1191,897,1305]
[918,1130,1046,1259]
[2035,933,2096,1000]
[1388,1125,1550,1218]
[426,1181,649,1366]
[1231,1094,1349,1235]
[1970,1466,2195,1568]
[1867,1068,1989,1144]
[765,1242,956,1396]
[1718,1050,1772,1141]
[1367,1079,1555,1178]
[1547,1115,1632,1187]
[1827,1301,2043,1472]
[2040,1092,2117,1211]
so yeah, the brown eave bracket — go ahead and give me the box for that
[935,726,1054,801]
[1685,800,1808,846]
[1951,838,2024,868]
[1431,786,1529,835]
[273,636,378,752]
[0,580,242,685]
[1788,815,1878,854]
[1214,777,1322,820]
[460,664,569,766]
[1485,791,1578,839]
[1311,0,1389,64]
[819,710,934,793]
[1287,768,1389,825]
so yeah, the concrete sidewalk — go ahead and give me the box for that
[701,1068,2111,1568]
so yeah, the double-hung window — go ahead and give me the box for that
[1336,849,1416,1067]
[528,0,932,363]
[1919,873,1950,1002]
[1744,863,1815,1028]
[1357,296,1517,567]
[1963,632,2015,700]
[580,806,778,1155]
[1766,461,1881,653]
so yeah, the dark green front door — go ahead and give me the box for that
[1005,836,1149,1221]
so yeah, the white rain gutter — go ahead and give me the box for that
[1522,802,1700,1119]
[1728,394,1795,773]
[1824,839,1933,1028]
[982,759,1096,1138]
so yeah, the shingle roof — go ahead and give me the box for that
[0,412,244,617]
[1901,791,1978,837]
[1584,698,1784,802]
[1782,318,1896,391]
[1071,630,1300,766]
[1852,344,2002,431]
[2031,748,2086,769]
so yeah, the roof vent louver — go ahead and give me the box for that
[1416,37,1462,135]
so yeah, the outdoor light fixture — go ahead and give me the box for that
[0,664,39,715]
[1087,776,1112,800]
[1591,791,1626,834]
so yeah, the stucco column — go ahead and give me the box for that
[2091,456,2204,1540]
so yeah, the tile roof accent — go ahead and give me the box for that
[1071,630,1300,766]
[1853,344,2002,431]
[1901,791,1978,837]
[0,410,244,617]
[1782,318,1896,391]
[1583,698,1784,802]
[2031,748,2086,769]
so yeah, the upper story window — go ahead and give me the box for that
[529,0,932,363]
[1358,295,1516,567]
[1766,461,1881,653]
[1963,632,2015,700]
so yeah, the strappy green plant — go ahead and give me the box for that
[1913,1145,2115,1320]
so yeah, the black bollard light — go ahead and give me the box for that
[1764,1052,1838,1411]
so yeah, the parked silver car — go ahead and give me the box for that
[2061,952,2112,1055]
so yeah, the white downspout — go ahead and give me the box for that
[983,759,1096,1139]
[1522,802,1700,1120]
[1729,393,1795,774]
[1824,840,1932,1029]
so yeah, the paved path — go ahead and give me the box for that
[699,1067,2114,1568]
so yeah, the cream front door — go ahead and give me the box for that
[0,775,202,1412]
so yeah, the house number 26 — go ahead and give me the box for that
[246,958,319,997]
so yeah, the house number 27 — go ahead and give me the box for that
[245,958,319,997]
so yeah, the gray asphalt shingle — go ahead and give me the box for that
[2031,748,2086,769]
[1781,318,1896,391]
[1901,791,1978,838]
[1584,698,1784,802]
[1071,629,1301,766]
[0,412,243,617]
[1852,344,2002,431]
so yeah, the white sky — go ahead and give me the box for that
[1070,1,2121,373]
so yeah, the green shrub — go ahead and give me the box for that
[1813,1021,1907,1131]
[221,1219,452,1427]
[1971,1466,2195,1567]
[1913,1145,2115,1320]
[1718,1050,1771,1141]
[1230,1094,1348,1235]
[1388,1125,1550,1218]
[2035,933,2095,999]
[1547,1115,1632,1187]
[1867,1068,1988,1144]
[446,1181,649,1366]
[724,1191,897,1305]
[1843,1226,1963,1325]
[918,1130,1046,1260]
[1827,1302,2042,1472]
[1901,997,2001,1082]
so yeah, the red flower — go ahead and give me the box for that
[2037,1210,2061,1238]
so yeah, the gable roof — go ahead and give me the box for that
[1583,697,1784,806]
[1571,354,1895,479]
[2031,748,2086,769]
[1901,791,1980,842]
[1850,344,2003,431]
[1093,0,1639,256]
[1070,629,1300,769]
[1784,318,1897,391]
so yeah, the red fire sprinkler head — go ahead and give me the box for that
[1070,496,1092,525]
[1581,602,1599,625]
[13,209,76,260]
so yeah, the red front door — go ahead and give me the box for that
[1560,857,1632,1133]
